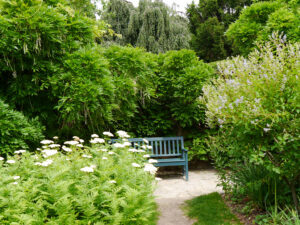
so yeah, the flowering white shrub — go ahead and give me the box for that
[202,34,300,212]
[0,132,158,224]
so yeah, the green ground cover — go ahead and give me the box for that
[185,192,242,225]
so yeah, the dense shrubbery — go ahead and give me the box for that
[203,35,300,216]
[0,132,158,224]
[0,100,44,154]
[226,0,300,55]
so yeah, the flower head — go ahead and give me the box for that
[13,176,20,180]
[113,143,124,148]
[116,130,130,138]
[132,163,141,168]
[80,166,94,173]
[64,141,79,145]
[7,160,16,164]
[144,163,157,174]
[82,154,92,158]
[62,146,72,152]
[14,150,26,154]
[148,159,158,164]
[42,149,58,157]
[109,180,116,184]
[143,139,149,144]
[40,140,54,145]
[0,157,4,161]
[103,131,114,137]
[91,134,99,138]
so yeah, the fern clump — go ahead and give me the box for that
[0,131,158,224]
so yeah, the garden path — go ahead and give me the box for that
[154,169,223,225]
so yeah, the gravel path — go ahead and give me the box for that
[154,169,223,225]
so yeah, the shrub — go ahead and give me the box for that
[202,34,300,213]
[0,100,44,155]
[0,131,158,224]
[226,0,300,55]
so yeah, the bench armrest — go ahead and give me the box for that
[182,148,188,160]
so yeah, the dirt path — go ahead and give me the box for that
[154,169,223,225]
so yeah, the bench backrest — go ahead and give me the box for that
[112,136,184,157]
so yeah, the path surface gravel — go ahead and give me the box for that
[154,169,223,225]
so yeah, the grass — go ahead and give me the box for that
[185,192,242,225]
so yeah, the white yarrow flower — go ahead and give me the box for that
[53,136,59,140]
[129,148,138,152]
[14,150,26,154]
[82,154,92,158]
[113,143,124,148]
[80,166,94,173]
[76,144,84,148]
[91,134,99,138]
[40,140,54,145]
[62,146,72,152]
[49,144,60,148]
[132,163,141,168]
[64,140,79,145]
[143,154,150,158]
[102,157,108,160]
[42,149,58,157]
[148,159,158,164]
[103,131,114,137]
[101,148,108,152]
[109,180,116,184]
[79,139,84,143]
[35,159,53,167]
[12,182,18,185]
[143,138,149,144]
[116,130,130,138]
[263,128,271,132]
[144,163,157,174]
[0,157,4,161]
[108,151,114,155]
[123,142,131,147]
[13,176,20,180]
[7,160,16,164]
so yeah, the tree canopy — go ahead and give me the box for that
[226,0,300,56]
[186,0,251,62]
[102,0,190,53]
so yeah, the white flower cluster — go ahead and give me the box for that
[116,130,130,138]
[14,150,26,154]
[35,159,53,167]
[144,163,157,175]
[42,149,58,158]
[80,165,96,173]
[40,140,54,145]
[103,131,114,137]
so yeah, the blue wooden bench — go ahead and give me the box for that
[112,136,188,180]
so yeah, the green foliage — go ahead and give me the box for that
[49,47,115,136]
[0,100,44,155]
[187,0,251,62]
[0,133,158,224]
[226,0,300,55]
[203,34,300,212]
[102,0,190,53]
[185,192,242,225]
[157,50,215,129]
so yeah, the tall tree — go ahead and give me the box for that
[187,0,251,62]
[102,0,190,53]
[226,0,300,56]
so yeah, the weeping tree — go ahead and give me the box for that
[102,0,190,53]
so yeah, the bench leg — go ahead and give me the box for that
[184,162,188,181]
